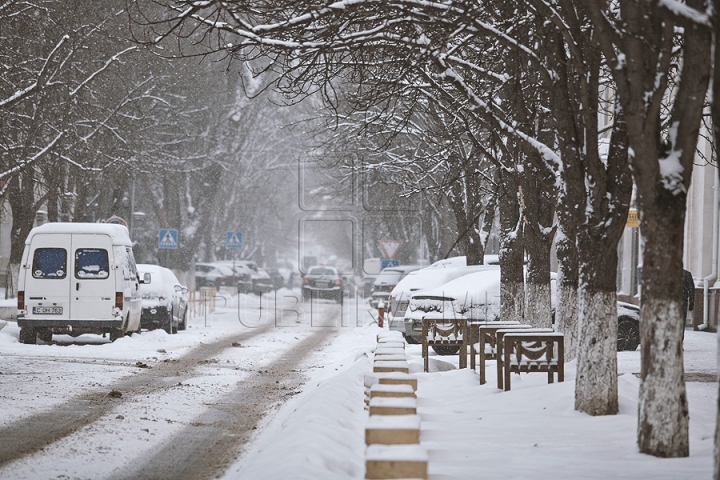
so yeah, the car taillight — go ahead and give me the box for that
[115,292,123,310]
[335,278,342,286]
[303,277,309,285]
[17,291,24,310]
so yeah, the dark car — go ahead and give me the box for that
[137,264,189,334]
[195,262,232,289]
[302,265,343,302]
[370,265,423,309]
[617,301,640,351]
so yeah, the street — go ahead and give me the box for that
[0,290,367,480]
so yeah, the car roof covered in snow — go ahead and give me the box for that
[412,267,501,303]
[25,222,132,246]
[390,264,497,299]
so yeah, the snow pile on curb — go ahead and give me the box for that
[226,352,371,479]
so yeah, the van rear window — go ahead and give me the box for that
[32,248,67,279]
[75,249,109,279]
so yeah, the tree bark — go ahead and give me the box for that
[498,158,525,323]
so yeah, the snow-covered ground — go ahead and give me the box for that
[0,288,716,479]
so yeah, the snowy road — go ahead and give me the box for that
[0,289,368,480]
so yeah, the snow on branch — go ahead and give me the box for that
[657,0,711,26]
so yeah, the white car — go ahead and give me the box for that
[387,259,495,337]
[403,267,501,347]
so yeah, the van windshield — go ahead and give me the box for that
[32,248,67,279]
[75,249,109,279]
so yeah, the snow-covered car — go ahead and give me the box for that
[223,260,274,295]
[195,262,233,289]
[617,301,640,351]
[387,259,493,337]
[137,264,189,334]
[302,265,343,302]
[369,265,423,309]
[403,267,501,349]
[208,261,254,292]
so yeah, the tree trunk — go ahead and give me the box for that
[637,191,689,457]
[498,165,524,323]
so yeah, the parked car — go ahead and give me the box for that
[360,276,376,298]
[266,268,286,290]
[195,262,232,289]
[617,301,640,351]
[387,261,493,337]
[222,260,273,295]
[302,265,343,302]
[403,267,501,350]
[370,265,423,309]
[137,264,189,334]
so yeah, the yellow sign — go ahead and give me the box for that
[626,209,638,228]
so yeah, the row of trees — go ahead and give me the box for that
[0,1,304,290]
[128,0,718,465]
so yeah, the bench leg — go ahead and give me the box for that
[503,348,511,391]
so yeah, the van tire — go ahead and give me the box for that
[19,328,36,344]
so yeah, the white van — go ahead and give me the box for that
[17,222,143,344]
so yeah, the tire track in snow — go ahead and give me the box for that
[111,326,338,480]
[0,324,272,467]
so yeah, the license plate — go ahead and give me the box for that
[315,281,329,288]
[33,306,63,315]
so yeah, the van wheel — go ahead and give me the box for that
[19,328,36,344]
[179,311,187,331]
[109,329,123,342]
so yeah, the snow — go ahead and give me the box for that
[24,222,132,246]
[0,288,715,479]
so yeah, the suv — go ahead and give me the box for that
[370,265,422,309]
[302,266,343,302]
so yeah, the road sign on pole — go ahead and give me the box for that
[226,231,243,249]
[158,229,179,249]
[381,259,401,270]
[379,240,402,260]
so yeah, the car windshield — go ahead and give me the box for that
[375,270,403,283]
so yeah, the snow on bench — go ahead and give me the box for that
[500,331,564,391]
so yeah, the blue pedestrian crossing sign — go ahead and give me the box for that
[226,231,243,249]
[381,259,401,270]
[158,229,179,249]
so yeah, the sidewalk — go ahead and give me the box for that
[228,325,717,479]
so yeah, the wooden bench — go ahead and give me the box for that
[421,314,467,372]
[499,331,564,391]
[495,328,554,390]
[470,322,532,385]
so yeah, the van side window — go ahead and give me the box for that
[75,249,109,279]
[125,248,138,280]
[32,248,67,279]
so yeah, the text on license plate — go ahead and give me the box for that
[315,282,329,288]
[33,306,63,315]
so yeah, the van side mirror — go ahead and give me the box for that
[140,273,151,284]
